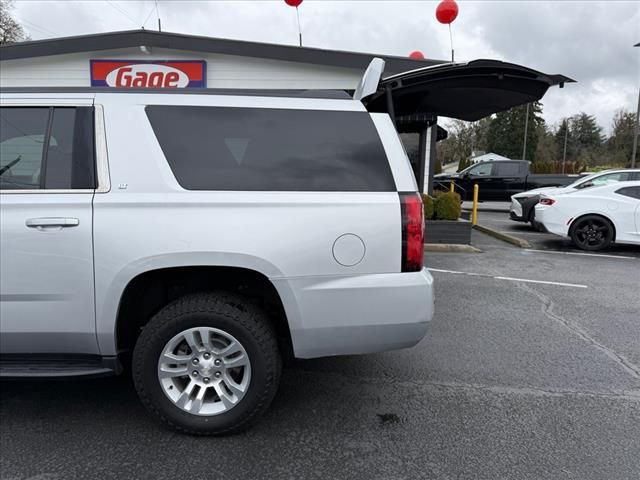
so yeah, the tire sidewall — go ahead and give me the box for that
[133,304,278,434]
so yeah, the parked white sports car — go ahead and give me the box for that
[535,181,640,251]
[509,169,640,228]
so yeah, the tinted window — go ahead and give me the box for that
[616,186,640,200]
[0,107,95,190]
[44,108,96,189]
[467,162,493,176]
[0,107,49,189]
[146,106,395,191]
[495,162,521,177]
[592,172,628,186]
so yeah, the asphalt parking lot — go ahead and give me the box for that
[1,235,639,480]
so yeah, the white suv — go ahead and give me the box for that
[0,59,569,434]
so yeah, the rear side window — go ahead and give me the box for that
[615,186,640,200]
[0,107,96,190]
[146,106,395,191]
[495,162,521,177]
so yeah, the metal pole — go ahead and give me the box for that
[471,184,479,226]
[448,24,454,62]
[427,125,438,196]
[417,130,427,193]
[296,7,302,47]
[155,0,161,31]
[631,88,640,168]
[562,120,568,173]
[522,103,529,161]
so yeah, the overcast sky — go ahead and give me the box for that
[11,0,640,133]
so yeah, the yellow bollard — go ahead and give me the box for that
[449,182,454,193]
[471,184,479,225]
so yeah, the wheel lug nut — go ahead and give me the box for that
[214,359,222,366]
[203,352,211,360]
[214,371,221,378]
[192,371,198,377]
[192,358,199,365]
[203,377,210,384]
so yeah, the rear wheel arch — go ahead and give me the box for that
[115,266,293,362]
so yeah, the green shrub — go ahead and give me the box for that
[433,191,461,220]
[422,194,434,220]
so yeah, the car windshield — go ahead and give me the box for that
[570,171,629,188]
[568,172,601,187]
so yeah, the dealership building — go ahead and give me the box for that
[0,29,446,191]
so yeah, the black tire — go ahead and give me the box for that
[132,292,281,436]
[569,215,614,251]
[528,209,544,232]
[528,208,537,228]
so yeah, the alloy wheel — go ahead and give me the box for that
[157,327,251,416]
[574,218,609,249]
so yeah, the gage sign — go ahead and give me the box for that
[90,60,206,88]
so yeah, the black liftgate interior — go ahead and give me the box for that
[360,59,574,195]
[397,117,448,195]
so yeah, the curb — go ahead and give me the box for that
[424,243,482,253]
[472,224,532,249]
[462,207,510,213]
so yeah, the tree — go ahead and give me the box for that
[555,118,573,162]
[0,0,28,44]
[607,109,635,167]
[434,155,442,175]
[436,117,491,172]
[554,113,605,167]
[571,112,603,150]
[534,124,557,164]
[487,102,544,161]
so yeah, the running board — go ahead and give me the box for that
[0,355,121,378]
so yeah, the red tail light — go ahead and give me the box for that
[539,198,556,206]
[400,192,424,272]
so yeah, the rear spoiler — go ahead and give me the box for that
[353,58,385,101]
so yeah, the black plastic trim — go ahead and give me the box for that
[0,86,354,100]
[0,354,121,378]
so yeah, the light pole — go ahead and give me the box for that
[522,103,530,161]
[562,119,569,173]
[632,89,639,168]
[632,42,639,168]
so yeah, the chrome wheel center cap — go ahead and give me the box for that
[197,356,216,376]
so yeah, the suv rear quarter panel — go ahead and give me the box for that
[93,93,408,355]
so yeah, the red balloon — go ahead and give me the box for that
[409,50,425,60]
[284,0,303,6]
[436,0,458,24]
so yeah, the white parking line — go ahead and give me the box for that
[523,249,638,260]
[427,268,588,289]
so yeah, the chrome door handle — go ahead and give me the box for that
[26,217,80,228]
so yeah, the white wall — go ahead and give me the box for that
[0,47,363,90]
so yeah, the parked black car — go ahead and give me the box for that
[434,160,580,201]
